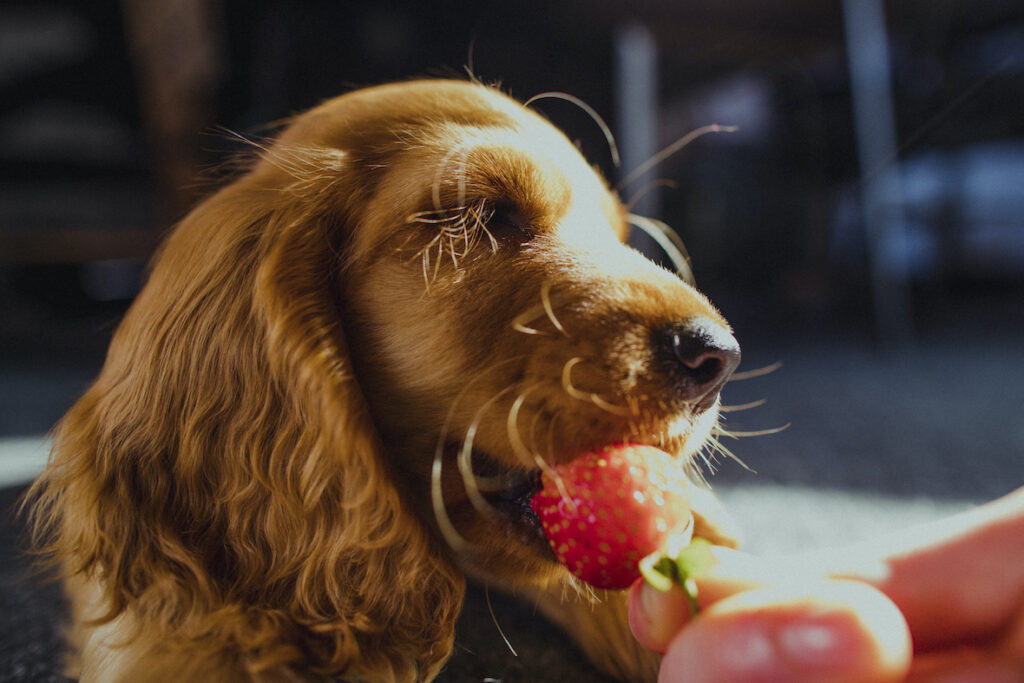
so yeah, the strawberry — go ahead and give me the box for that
[530,443,693,590]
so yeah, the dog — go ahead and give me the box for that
[28,79,741,682]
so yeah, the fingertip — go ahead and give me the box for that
[658,581,911,683]
[628,546,761,654]
[628,579,695,654]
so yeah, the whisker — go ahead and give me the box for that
[590,394,632,417]
[561,357,588,401]
[438,231,447,259]
[431,357,526,551]
[532,410,576,514]
[729,362,783,381]
[524,91,621,169]
[718,399,767,413]
[485,586,518,657]
[407,211,462,225]
[626,395,641,418]
[627,213,695,285]
[507,388,540,469]
[511,280,569,337]
[431,456,470,553]
[624,178,677,213]
[446,225,460,269]
[577,580,601,604]
[479,220,499,253]
[460,386,519,515]
[511,302,548,336]
[437,356,524,439]
[715,423,790,439]
[694,438,716,465]
[540,281,568,337]
[527,403,547,459]
[561,358,632,417]
[543,410,559,468]
[420,238,437,293]
[537,454,575,515]
[511,321,543,336]
[464,41,477,82]
[707,436,756,473]
[471,200,493,253]
[504,387,579,514]
[432,146,463,211]
[687,447,714,484]
[616,124,738,191]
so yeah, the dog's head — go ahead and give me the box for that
[34,79,739,680]
[271,81,740,581]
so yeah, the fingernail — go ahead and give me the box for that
[639,580,661,618]
[635,580,695,654]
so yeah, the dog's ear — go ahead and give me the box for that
[251,174,469,678]
[28,155,465,680]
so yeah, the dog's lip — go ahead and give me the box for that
[476,463,542,514]
[480,468,542,503]
[464,452,546,542]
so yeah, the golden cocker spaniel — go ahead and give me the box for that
[29,79,742,682]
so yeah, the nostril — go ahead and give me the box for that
[672,337,726,381]
[658,319,741,408]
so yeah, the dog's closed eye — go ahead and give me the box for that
[483,203,532,245]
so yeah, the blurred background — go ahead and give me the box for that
[1,0,1023,680]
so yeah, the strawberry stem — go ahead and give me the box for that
[639,538,715,615]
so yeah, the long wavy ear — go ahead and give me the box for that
[254,174,471,679]
[27,152,465,681]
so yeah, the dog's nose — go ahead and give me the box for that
[657,319,741,410]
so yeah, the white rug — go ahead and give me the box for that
[0,436,50,488]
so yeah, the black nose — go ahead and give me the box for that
[657,319,741,410]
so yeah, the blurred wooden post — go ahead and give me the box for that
[615,22,666,263]
[121,0,223,225]
[616,22,661,220]
[842,0,913,343]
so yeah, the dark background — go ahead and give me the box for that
[2,1,1023,680]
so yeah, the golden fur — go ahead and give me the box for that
[27,80,740,682]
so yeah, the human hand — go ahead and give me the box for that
[628,487,1024,682]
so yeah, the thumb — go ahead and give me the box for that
[659,579,911,683]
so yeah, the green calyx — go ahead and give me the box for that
[638,537,715,615]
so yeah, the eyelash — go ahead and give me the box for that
[409,200,529,253]
[405,199,530,286]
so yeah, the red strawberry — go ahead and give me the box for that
[530,443,692,590]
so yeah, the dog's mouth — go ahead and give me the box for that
[439,409,714,566]
[450,449,548,547]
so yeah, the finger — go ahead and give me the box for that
[825,488,1024,651]
[628,546,772,652]
[628,546,819,653]
[628,579,697,653]
[659,580,911,683]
